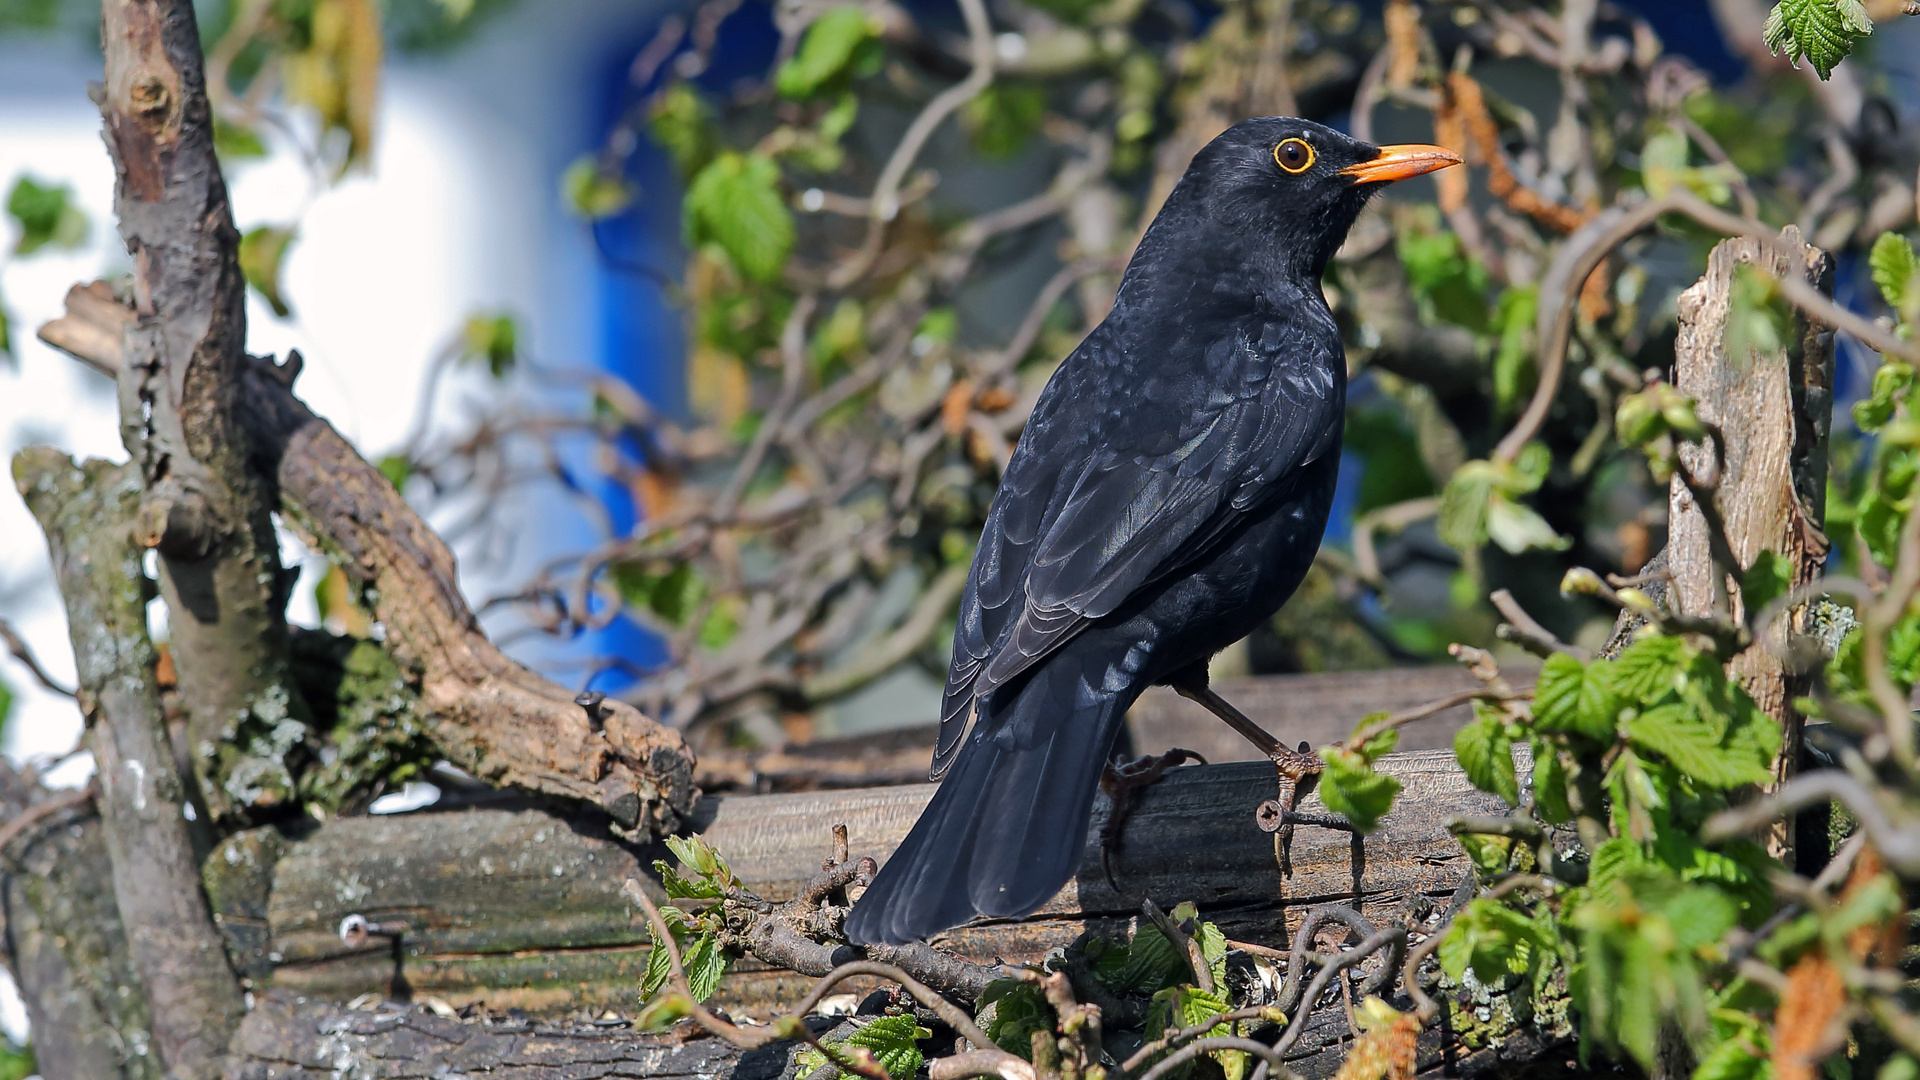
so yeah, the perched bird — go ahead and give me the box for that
[843,118,1459,945]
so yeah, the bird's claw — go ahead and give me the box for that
[1099,748,1207,891]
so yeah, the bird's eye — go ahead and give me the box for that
[1274,138,1314,174]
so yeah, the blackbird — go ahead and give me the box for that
[843,118,1459,945]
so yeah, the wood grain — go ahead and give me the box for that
[1669,226,1834,856]
[225,749,1504,1018]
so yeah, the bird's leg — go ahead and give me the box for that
[1171,681,1323,777]
[1099,747,1207,891]
[1171,678,1338,879]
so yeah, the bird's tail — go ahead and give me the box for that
[844,657,1133,945]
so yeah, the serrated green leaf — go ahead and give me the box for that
[777,6,880,98]
[6,174,88,256]
[1534,652,1621,742]
[684,151,794,283]
[1765,0,1874,80]
[1871,232,1918,313]
[1454,715,1519,806]
[1626,704,1774,789]
[1607,634,1690,703]
[840,1014,932,1080]
[238,225,297,318]
[1318,744,1403,832]
[682,931,725,1001]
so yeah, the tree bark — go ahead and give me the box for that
[0,766,157,1080]
[1668,226,1835,857]
[237,369,695,833]
[100,0,313,823]
[16,450,247,1078]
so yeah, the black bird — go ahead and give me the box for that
[843,118,1459,945]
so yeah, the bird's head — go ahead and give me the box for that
[1153,117,1462,285]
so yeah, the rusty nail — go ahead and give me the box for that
[1256,799,1285,833]
[338,913,408,949]
[575,690,607,732]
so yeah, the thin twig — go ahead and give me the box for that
[0,617,77,697]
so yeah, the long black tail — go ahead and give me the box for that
[844,657,1132,945]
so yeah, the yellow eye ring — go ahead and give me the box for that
[1274,138,1315,174]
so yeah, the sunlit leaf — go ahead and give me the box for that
[6,174,88,255]
[684,152,794,283]
[1764,0,1873,80]
[776,6,881,99]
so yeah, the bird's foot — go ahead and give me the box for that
[1099,747,1207,891]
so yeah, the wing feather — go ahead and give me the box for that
[930,313,1342,777]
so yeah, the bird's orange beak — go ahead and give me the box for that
[1339,144,1463,184]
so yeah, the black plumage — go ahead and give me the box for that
[843,117,1459,946]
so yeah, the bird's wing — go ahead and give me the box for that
[930,323,1342,776]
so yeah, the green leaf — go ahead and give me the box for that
[377,454,413,490]
[1492,286,1538,417]
[462,312,517,377]
[964,83,1047,159]
[649,84,716,178]
[1626,704,1774,789]
[1438,462,1495,550]
[0,673,12,737]
[1691,1026,1770,1080]
[6,174,88,255]
[776,6,881,99]
[1764,0,1874,80]
[1318,744,1403,832]
[978,978,1053,1058]
[1608,634,1690,704]
[1871,231,1918,312]
[1454,715,1519,806]
[238,225,297,317]
[839,1014,932,1080]
[1533,652,1621,742]
[213,118,269,162]
[562,155,636,219]
[682,931,726,1001]
[1588,838,1647,892]
[1437,899,1547,985]
[639,903,694,998]
[1486,493,1570,554]
[684,152,794,284]
[1853,361,1914,432]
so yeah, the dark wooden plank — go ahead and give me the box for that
[234,749,1504,1018]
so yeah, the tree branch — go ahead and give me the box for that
[15,449,246,1076]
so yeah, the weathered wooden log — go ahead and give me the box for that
[1667,227,1834,860]
[222,985,1566,1080]
[0,767,156,1080]
[694,666,1527,793]
[18,451,247,1076]
[207,749,1502,1021]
